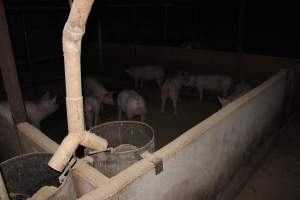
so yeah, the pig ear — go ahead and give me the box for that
[217,96,224,104]
[42,92,50,100]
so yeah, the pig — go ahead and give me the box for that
[82,77,115,109]
[161,73,187,115]
[84,96,101,130]
[125,65,164,88]
[0,92,58,128]
[218,81,251,107]
[186,74,233,101]
[117,90,147,121]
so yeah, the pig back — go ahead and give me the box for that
[197,75,233,91]
[83,77,108,99]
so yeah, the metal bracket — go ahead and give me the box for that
[151,157,164,175]
[140,151,164,175]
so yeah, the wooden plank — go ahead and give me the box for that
[0,0,27,124]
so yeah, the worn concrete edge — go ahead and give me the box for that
[73,159,110,188]
[17,122,59,153]
[79,70,286,199]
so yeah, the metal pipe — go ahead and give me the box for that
[48,0,107,172]
[0,0,27,124]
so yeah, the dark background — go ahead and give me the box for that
[1,0,299,97]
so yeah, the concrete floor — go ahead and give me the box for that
[41,82,220,150]
[235,112,300,200]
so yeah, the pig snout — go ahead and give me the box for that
[117,90,146,121]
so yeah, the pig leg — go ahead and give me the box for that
[197,87,204,101]
[171,94,178,115]
[94,105,100,126]
[161,93,167,113]
[85,112,93,130]
[173,98,178,115]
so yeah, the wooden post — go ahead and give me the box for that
[48,0,107,172]
[21,12,37,95]
[192,7,198,45]
[236,0,246,73]
[163,5,168,43]
[131,6,137,63]
[96,15,104,70]
[0,0,27,124]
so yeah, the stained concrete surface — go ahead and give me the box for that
[235,113,300,200]
[40,82,221,150]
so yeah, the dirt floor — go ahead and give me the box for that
[235,113,300,200]
[40,81,221,150]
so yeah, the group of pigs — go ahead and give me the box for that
[83,65,252,129]
[0,65,251,130]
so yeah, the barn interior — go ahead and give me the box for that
[0,0,299,199]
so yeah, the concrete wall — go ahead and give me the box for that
[80,70,288,200]
[0,118,58,162]
[103,45,300,81]
[0,115,22,162]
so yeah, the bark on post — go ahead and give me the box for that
[0,172,9,200]
[0,0,27,124]
[48,0,107,172]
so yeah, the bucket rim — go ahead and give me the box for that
[88,120,155,155]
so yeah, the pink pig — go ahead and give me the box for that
[84,96,101,130]
[117,90,147,121]
[218,81,251,107]
[186,74,233,101]
[83,77,115,108]
[125,65,164,88]
[0,92,58,128]
[161,73,187,115]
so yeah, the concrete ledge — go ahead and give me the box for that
[17,122,58,153]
